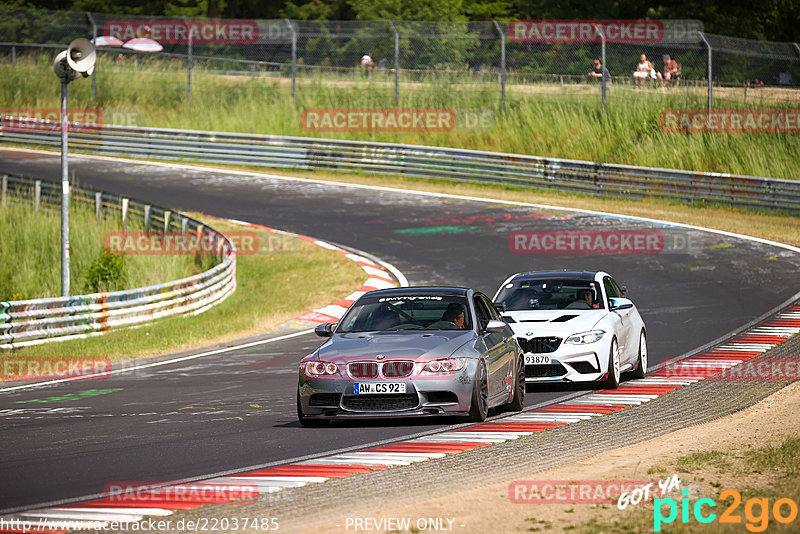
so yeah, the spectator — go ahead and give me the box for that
[587,59,610,83]
[660,54,680,87]
[360,52,374,78]
[633,54,656,88]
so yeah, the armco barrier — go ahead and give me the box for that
[0,174,236,349]
[1,118,799,213]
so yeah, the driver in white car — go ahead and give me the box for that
[577,288,599,308]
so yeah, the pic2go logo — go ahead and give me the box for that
[654,489,798,532]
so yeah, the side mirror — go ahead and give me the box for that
[314,323,335,337]
[609,297,634,311]
[494,301,506,312]
[620,285,628,295]
[485,319,508,334]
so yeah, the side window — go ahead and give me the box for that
[603,277,619,302]
[473,297,491,330]
[480,295,501,320]
[610,278,625,296]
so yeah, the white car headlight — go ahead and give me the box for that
[565,330,605,345]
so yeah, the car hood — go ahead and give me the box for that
[315,331,475,360]
[503,309,606,337]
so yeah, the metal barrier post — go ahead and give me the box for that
[144,204,151,230]
[11,45,15,65]
[164,210,171,231]
[95,191,102,220]
[794,43,800,57]
[1,174,6,206]
[492,21,506,111]
[388,20,399,104]
[285,19,297,101]
[698,32,713,116]
[86,12,97,101]
[34,180,41,211]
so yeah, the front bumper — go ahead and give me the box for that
[298,366,476,420]
[522,341,610,383]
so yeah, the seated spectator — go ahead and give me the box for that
[587,59,611,83]
[660,54,680,86]
[633,54,656,88]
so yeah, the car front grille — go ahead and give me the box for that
[525,363,567,378]
[518,336,562,354]
[341,394,419,411]
[382,361,414,378]
[348,362,378,378]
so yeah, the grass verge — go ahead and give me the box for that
[575,437,800,533]
[3,216,366,366]
[0,195,213,301]
[2,54,799,180]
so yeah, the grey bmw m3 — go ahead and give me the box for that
[297,287,525,425]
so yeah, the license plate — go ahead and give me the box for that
[525,354,552,365]
[354,382,406,394]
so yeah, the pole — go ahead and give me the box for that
[388,20,399,104]
[185,17,192,105]
[593,24,606,111]
[793,43,800,58]
[60,76,70,296]
[285,19,296,101]
[492,21,506,110]
[86,12,97,101]
[698,31,712,116]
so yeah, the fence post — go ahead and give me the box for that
[121,197,128,229]
[34,180,41,211]
[181,216,189,233]
[185,17,193,106]
[1,174,6,206]
[794,43,800,57]
[86,12,97,101]
[594,24,607,111]
[698,31,712,117]
[492,21,506,111]
[164,210,171,231]
[95,191,102,220]
[388,20,400,104]
[11,45,15,65]
[144,204,151,230]
[285,19,297,101]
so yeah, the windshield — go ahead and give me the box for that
[337,294,472,332]
[495,279,604,311]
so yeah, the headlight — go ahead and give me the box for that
[421,358,466,373]
[565,330,605,345]
[304,361,340,376]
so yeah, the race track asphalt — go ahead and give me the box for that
[1,149,798,512]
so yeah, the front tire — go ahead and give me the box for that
[468,360,489,422]
[602,337,620,389]
[631,331,648,379]
[297,391,327,427]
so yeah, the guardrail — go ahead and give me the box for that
[1,118,799,213]
[0,174,236,349]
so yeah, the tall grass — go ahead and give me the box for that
[1,53,798,179]
[0,196,213,301]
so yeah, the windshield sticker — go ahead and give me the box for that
[378,296,443,302]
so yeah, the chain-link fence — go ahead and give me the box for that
[1,6,799,113]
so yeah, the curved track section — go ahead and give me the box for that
[1,149,799,514]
